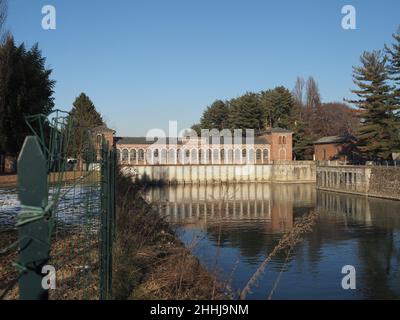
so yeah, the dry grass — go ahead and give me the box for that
[113,172,226,300]
[0,230,99,300]
[240,210,320,300]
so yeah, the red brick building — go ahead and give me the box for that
[314,135,358,162]
[114,127,293,165]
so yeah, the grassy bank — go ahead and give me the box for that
[113,173,226,300]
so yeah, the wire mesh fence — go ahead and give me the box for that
[0,110,115,300]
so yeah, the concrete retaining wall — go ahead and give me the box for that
[317,165,400,200]
[122,161,316,184]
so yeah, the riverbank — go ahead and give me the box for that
[113,173,226,300]
[0,171,101,188]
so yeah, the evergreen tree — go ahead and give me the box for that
[228,92,264,133]
[68,93,103,165]
[385,27,400,117]
[349,50,400,160]
[260,86,294,129]
[0,37,55,154]
[199,100,229,130]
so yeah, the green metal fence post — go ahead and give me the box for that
[17,136,50,300]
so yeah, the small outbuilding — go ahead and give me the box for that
[314,135,359,162]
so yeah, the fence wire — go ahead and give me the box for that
[0,110,114,300]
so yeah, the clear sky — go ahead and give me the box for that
[6,0,400,136]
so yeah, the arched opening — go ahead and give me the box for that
[122,149,129,164]
[283,136,286,144]
[263,149,269,162]
[248,149,255,164]
[177,149,183,164]
[168,149,176,164]
[208,149,212,165]
[323,148,327,160]
[145,149,152,164]
[256,149,262,164]
[161,149,167,164]
[226,149,233,164]
[213,149,219,164]
[184,149,190,164]
[220,149,225,164]
[234,149,241,164]
[191,149,198,164]
[130,149,137,164]
[138,149,145,163]
[242,149,247,163]
[199,149,204,164]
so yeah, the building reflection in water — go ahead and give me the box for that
[145,183,316,233]
[146,183,400,299]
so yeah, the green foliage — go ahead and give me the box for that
[67,93,103,160]
[0,37,55,154]
[260,86,294,129]
[349,50,400,160]
[199,100,229,130]
[385,27,400,114]
[228,92,264,132]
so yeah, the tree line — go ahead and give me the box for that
[192,27,400,161]
[191,77,360,160]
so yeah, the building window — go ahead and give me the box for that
[283,136,286,144]
[122,149,129,162]
[323,148,327,160]
[213,149,219,163]
[130,149,137,162]
[256,149,262,160]
[263,149,269,162]
[138,149,144,161]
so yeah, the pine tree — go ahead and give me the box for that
[199,100,229,130]
[228,92,265,133]
[67,93,103,167]
[260,86,294,129]
[385,27,400,117]
[0,37,55,154]
[349,50,399,160]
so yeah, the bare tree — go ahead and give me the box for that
[306,76,321,109]
[0,0,8,43]
[292,76,305,106]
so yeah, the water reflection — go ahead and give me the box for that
[146,183,315,232]
[148,183,400,300]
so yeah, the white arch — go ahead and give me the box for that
[263,149,269,163]
[191,149,198,164]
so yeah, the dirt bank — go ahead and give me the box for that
[113,173,227,300]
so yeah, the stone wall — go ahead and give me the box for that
[122,161,316,184]
[317,165,400,200]
[368,167,400,200]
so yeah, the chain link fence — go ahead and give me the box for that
[0,110,115,300]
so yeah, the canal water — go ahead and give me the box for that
[146,183,400,300]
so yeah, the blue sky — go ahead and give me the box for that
[6,0,400,136]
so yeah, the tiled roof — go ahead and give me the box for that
[314,135,355,145]
[116,136,269,145]
[259,127,293,134]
